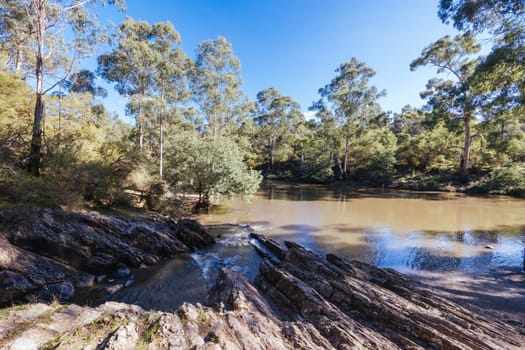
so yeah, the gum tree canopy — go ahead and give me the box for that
[0,0,124,176]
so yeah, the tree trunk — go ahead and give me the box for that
[268,139,275,171]
[461,114,471,179]
[28,0,46,176]
[137,102,143,151]
[159,87,164,180]
[336,156,344,178]
[343,136,350,178]
[15,47,22,73]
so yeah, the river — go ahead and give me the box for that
[87,184,525,312]
[199,184,525,273]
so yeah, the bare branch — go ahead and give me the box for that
[43,55,77,95]
[61,0,93,13]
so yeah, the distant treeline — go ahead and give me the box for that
[0,0,524,211]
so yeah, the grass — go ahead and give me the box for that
[0,303,29,320]
[136,315,161,350]
[0,302,66,347]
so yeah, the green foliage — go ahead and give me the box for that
[165,132,262,208]
[298,155,334,184]
[0,69,32,165]
[253,87,304,171]
[472,164,525,197]
[191,37,253,136]
[2,7,525,210]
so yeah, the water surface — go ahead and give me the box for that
[199,184,525,274]
[80,184,525,312]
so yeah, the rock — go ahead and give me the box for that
[0,207,218,305]
[112,263,131,278]
[10,337,39,350]
[0,271,34,304]
[124,277,134,288]
[175,218,216,250]
[42,281,75,301]
[250,232,286,260]
[0,233,78,305]
[485,245,495,249]
[103,322,140,350]
[0,208,209,277]
[1,244,523,350]
[104,284,124,294]
[1,207,523,349]
[96,274,107,283]
[75,274,95,288]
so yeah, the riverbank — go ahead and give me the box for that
[262,169,525,199]
[0,207,216,306]
[1,232,523,349]
[1,206,525,349]
[413,266,525,330]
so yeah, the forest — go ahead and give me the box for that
[0,0,524,213]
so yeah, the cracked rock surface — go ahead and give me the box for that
[1,234,523,350]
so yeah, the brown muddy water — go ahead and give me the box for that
[84,184,525,312]
[199,184,525,273]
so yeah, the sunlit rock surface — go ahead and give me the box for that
[1,234,522,350]
[0,207,215,304]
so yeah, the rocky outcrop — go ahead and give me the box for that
[0,207,215,305]
[1,235,522,350]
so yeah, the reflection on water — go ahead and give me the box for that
[78,185,524,312]
[200,184,525,274]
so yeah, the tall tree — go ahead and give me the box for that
[0,0,124,176]
[411,34,482,178]
[439,0,524,33]
[254,87,303,171]
[98,18,157,152]
[439,0,525,109]
[318,58,385,178]
[150,22,190,179]
[191,37,252,136]
[0,1,35,75]
[98,18,189,179]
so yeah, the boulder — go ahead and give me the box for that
[0,233,78,305]
[175,218,216,250]
[41,281,75,302]
[0,207,218,306]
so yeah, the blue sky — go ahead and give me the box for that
[95,0,459,119]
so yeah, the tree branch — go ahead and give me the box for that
[43,56,77,95]
[61,0,93,13]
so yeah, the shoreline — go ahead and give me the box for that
[1,205,525,344]
[408,266,525,328]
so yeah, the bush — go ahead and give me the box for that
[470,164,525,197]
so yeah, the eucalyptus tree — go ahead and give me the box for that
[191,37,252,136]
[0,1,35,76]
[411,34,482,178]
[62,69,107,97]
[98,18,158,152]
[308,101,342,176]
[253,87,304,171]
[0,0,125,175]
[318,58,385,178]
[439,1,525,135]
[0,0,124,176]
[150,22,191,179]
[439,0,524,34]
[98,18,190,180]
